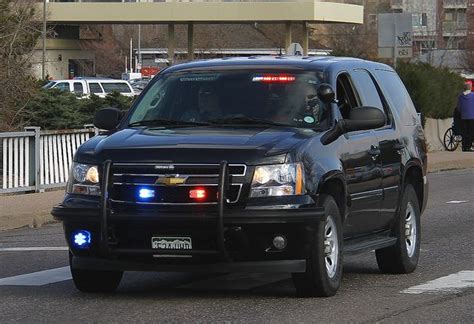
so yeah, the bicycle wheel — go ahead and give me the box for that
[443,127,459,151]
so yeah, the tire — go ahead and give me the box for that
[443,127,459,151]
[292,194,343,297]
[376,184,420,274]
[69,252,123,293]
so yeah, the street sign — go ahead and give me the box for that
[286,43,304,56]
[378,13,413,60]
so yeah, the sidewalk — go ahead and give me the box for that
[1,151,473,231]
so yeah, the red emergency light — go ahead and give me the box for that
[189,188,207,200]
[252,75,296,83]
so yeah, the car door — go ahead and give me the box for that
[336,72,383,237]
[350,68,402,232]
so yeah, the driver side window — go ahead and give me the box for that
[336,73,360,120]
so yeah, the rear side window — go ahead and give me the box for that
[89,82,103,94]
[73,82,83,95]
[374,69,418,126]
[101,82,131,93]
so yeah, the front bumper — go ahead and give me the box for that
[54,161,324,273]
[72,257,307,273]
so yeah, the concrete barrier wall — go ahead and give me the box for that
[423,118,454,152]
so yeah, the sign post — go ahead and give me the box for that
[378,13,413,66]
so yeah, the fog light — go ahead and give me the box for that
[273,235,287,250]
[71,230,92,249]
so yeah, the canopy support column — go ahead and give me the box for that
[168,23,175,65]
[187,23,194,60]
[285,22,292,50]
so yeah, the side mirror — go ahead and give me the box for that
[321,106,386,145]
[94,107,123,131]
[317,83,336,104]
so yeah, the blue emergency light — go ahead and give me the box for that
[138,188,155,199]
[71,230,92,249]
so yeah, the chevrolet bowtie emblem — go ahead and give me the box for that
[155,175,187,186]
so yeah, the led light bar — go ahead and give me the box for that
[252,75,296,83]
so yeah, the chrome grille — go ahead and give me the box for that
[109,163,247,205]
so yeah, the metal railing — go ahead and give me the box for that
[0,127,97,194]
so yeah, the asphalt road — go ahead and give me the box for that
[0,169,473,323]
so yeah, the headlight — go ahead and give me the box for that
[250,163,305,198]
[67,163,101,196]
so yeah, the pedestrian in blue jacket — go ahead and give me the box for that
[457,82,474,151]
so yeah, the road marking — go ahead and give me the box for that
[446,200,468,204]
[402,270,474,294]
[0,247,68,252]
[179,273,289,291]
[0,267,71,286]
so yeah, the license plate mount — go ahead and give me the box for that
[151,236,192,250]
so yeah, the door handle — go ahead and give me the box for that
[368,145,381,160]
[394,142,406,155]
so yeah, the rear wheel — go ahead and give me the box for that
[69,253,123,293]
[443,127,459,151]
[292,195,343,297]
[376,184,420,274]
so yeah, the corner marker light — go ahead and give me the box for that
[138,188,155,199]
[72,230,92,249]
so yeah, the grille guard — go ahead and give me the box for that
[99,160,233,261]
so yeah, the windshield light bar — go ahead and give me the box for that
[252,75,296,83]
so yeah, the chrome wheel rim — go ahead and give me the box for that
[324,215,339,278]
[405,202,417,258]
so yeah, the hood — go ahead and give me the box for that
[76,126,317,165]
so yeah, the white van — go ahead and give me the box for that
[43,78,136,98]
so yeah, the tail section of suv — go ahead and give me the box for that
[52,56,428,297]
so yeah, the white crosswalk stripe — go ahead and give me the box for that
[401,270,474,294]
[0,247,68,252]
[0,267,71,286]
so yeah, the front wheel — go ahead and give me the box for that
[69,252,123,293]
[292,194,343,297]
[376,184,421,274]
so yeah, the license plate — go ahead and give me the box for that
[151,236,192,250]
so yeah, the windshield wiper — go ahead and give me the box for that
[207,116,289,127]
[128,119,210,127]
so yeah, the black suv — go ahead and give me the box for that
[52,57,428,297]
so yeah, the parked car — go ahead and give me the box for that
[52,56,428,297]
[43,78,135,98]
[129,78,151,95]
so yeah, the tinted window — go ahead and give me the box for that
[128,70,328,129]
[101,82,132,93]
[73,82,83,95]
[374,69,418,126]
[351,69,392,126]
[89,82,103,94]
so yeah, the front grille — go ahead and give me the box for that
[109,163,247,205]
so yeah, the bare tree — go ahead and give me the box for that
[0,0,42,131]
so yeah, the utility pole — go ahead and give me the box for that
[42,0,47,80]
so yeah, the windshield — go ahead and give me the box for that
[127,70,327,128]
[42,81,56,89]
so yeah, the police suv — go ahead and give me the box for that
[52,56,428,297]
